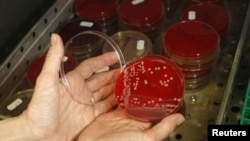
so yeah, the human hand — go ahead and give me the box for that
[78,108,185,141]
[20,34,120,140]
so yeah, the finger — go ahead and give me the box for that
[36,34,64,85]
[92,81,116,102]
[86,68,120,92]
[74,52,119,79]
[94,94,117,116]
[145,113,185,141]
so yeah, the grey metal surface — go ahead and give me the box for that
[0,0,249,140]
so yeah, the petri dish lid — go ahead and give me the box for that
[119,0,165,27]
[163,21,220,58]
[60,30,125,105]
[115,55,185,121]
[74,0,117,21]
[56,18,103,44]
[181,3,231,37]
[103,30,152,63]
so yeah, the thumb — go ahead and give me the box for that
[36,34,65,85]
[146,113,185,141]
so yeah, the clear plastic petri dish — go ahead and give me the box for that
[102,30,153,64]
[60,30,125,105]
[115,55,185,122]
[56,18,103,62]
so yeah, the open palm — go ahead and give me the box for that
[21,34,120,140]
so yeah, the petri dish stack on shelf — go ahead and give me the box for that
[118,0,166,43]
[163,21,220,89]
[74,0,119,35]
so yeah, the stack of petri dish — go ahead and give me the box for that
[74,0,119,35]
[103,30,153,64]
[118,0,166,43]
[56,18,103,62]
[163,21,220,89]
[181,3,231,39]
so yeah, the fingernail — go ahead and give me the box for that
[51,33,57,46]
[176,115,185,126]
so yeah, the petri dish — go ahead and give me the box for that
[74,0,118,35]
[56,18,104,62]
[115,55,185,121]
[163,21,220,89]
[74,0,117,21]
[181,3,231,37]
[103,30,152,64]
[163,21,220,59]
[118,0,166,41]
[60,30,125,105]
[0,89,33,117]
